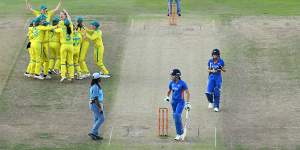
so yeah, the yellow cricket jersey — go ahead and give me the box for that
[55,27,74,45]
[49,30,60,43]
[73,32,82,47]
[42,30,50,43]
[28,27,34,42]
[58,20,74,30]
[77,27,89,42]
[31,25,55,43]
[33,10,54,22]
[58,20,65,27]
[86,30,104,47]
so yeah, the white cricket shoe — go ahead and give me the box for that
[174,135,181,141]
[76,75,84,80]
[60,77,67,82]
[83,73,91,79]
[214,107,219,112]
[53,70,60,75]
[45,75,52,79]
[208,103,213,109]
[24,73,32,78]
[34,75,44,80]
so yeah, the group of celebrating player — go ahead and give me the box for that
[24,0,111,82]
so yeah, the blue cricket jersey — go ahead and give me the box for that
[169,80,188,101]
[208,58,225,76]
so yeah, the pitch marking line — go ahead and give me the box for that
[108,126,114,145]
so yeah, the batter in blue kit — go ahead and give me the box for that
[205,49,226,112]
[164,69,191,141]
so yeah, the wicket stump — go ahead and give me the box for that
[158,107,169,136]
[169,3,177,25]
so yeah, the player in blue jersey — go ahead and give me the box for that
[164,69,191,141]
[205,49,226,112]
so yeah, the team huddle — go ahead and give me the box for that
[24,0,111,82]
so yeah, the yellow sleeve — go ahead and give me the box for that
[33,10,40,17]
[54,28,63,33]
[28,28,34,40]
[85,28,93,34]
[86,31,98,40]
[47,10,54,19]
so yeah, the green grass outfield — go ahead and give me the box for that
[1,0,300,16]
[0,0,300,150]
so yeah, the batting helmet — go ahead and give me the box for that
[212,48,220,56]
[170,69,181,77]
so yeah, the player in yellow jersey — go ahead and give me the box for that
[26,0,61,22]
[49,16,61,75]
[55,10,75,82]
[76,17,91,78]
[73,27,84,80]
[84,21,111,78]
[26,1,61,78]
[24,21,35,78]
[31,17,56,80]
[39,16,52,79]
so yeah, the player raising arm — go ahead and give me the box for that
[26,0,62,22]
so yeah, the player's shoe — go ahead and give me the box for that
[60,77,66,82]
[214,107,219,112]
[83,73,91,79]
[76,75,84,80]
[95,135,103,140]
[88,133,98,140]
[101,74,111,79]
[68,78,74,82]
[44,75,52,79]
[24,72,32,78]
[88,133,103,140]
[174,134,181,141]
[34,74,45,80]
[53,70,60,75]
[208,103,213,109]
[178,13,181,16]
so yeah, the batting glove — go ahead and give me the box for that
[164,96,170,102]
[185,102,192,111]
